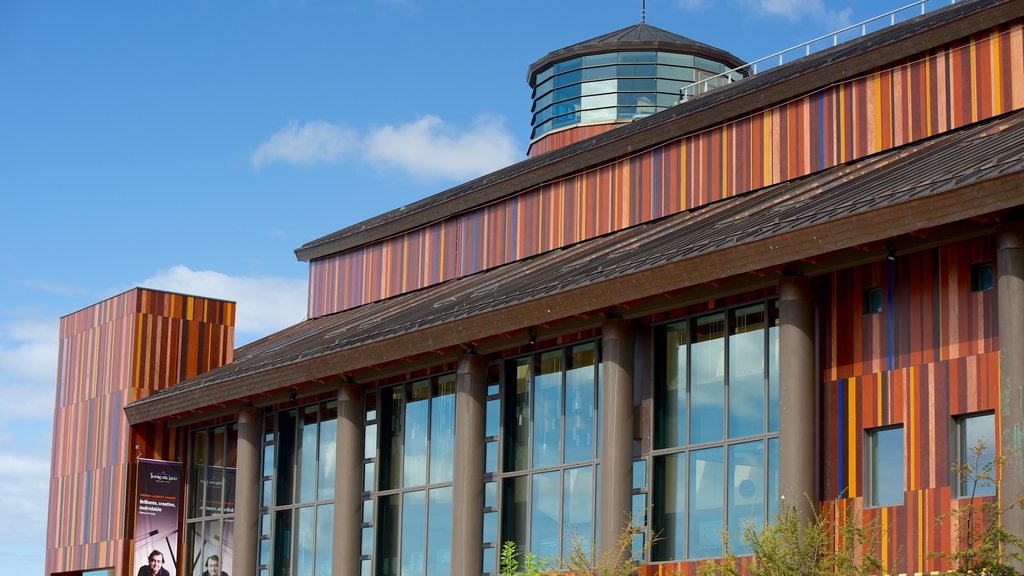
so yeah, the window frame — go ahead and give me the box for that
[864,425,905,508]
[952,411,997,499]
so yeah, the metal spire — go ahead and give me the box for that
[641,0,646,22]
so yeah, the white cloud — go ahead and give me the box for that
[0,317,59,420]
[140,265,307,341]
[251,120,358,169]
[745,0,852,28]
[676,0,706,9]
[251,115,522,181]
[364,115,521,180]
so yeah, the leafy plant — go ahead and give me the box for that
[697,499,885,576]
[500,540,549,576]
[932,439,1024,575]
[561,517,652,576]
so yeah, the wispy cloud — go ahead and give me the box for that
[140,265,308,341]
[744,0,853,28]
[251,120,358,169]
[19,280,85,296]
[251,115,523,181]
[676,0,706,9]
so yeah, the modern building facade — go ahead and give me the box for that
[46,1,1024,575]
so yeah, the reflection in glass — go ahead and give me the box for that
[534,352,563,468]
[405,382,430,488]
[485,441,497,474]
[505,359,530,472]
[633,459,647,490]
[729,305,765,439]
[380,389,403,491]
[427,487,453,576]
[652,453,685,561]
[656,322,687,449]
[430,377,456,484]
[483,510,497,543]
[562,466,594,555]
[632,493,647,527]
[870,427,904,507]
[365,423,377,459]
[960,413,996,497]
[377,495,399,576]
[728,442,764,554]
[565,344,596,464]
[768,438,779,520]
[501,475,528,554]
[532,471,560,560]
[485,481,496,509]
[402,491,426,576]
[486,398,500,438]
[768,305,780,433]
[273,511,293,576]
[363,499,374,525]
[298,406,318,503]
[692,314,725,444]
[296,506,315,575]
[689,447,723,558]
[318,405,337,501]
[316,504,333,575]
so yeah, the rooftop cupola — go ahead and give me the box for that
[526,21,746,156]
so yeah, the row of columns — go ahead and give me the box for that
[228,221,1024,575]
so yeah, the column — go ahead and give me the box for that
[998,221,1024,544]
[779,275,816,521]
[599,317,635,566]
[234,406,263,576]
[452,354,486,576]
[334,379,365,575]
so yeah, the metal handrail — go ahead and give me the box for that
[678,0,960,102]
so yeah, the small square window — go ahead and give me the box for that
[862,287,883,315]
[866,426,903,507]
[954,412,996,498]
[971,262,994,292]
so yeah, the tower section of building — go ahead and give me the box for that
[526,21,746,157]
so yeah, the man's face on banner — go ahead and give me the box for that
[206,557,221,576]
[149,552,164,573]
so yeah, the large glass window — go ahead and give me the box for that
[954,413,996,498]
[374,374,456,576]
[866,426,904,508]
[500,342,601,560]
[262,402,337,576]
[651,300,779,561]
[186,423,238,576]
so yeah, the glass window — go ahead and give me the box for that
[582,65,617,82]
[971,262,994,292]
[582,53,617,67]
[499,342,601,560]
[618,64,657,77]
[651,300,779,561]
[658,65,695,82]
[619,51,656,63]
[554,57,582,74]
[187,423,238,576]
[581,79,617,96]
[658,52,695,67]
[258,401,340,575]
[866,426,904,507]
[372,375,457,576]
[955,413,996,498]
[553,68,582,88]
[863,287,883,315]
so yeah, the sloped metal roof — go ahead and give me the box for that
[526,21,747,86]
[127,109,1024,424]
[294,0,1018,263]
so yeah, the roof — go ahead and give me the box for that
[525,21,747,87]
[293,0,1019,263]
[127,109,1024,424]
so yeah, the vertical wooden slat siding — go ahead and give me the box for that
[308,21,1024,318]
[526,123,625,157]
[45,288,235,575]
[817,237,999,575]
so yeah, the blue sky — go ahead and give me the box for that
[0,0,930,572]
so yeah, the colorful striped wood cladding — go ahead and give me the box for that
[45,288,235,575]
[527,122,623,157]
[308,21,1024,318]
[818,237,999,575]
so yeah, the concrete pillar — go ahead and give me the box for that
[234,406,263,576]
[997,221,1024,545]
[599,317,635,565]
[779,275,817,521]
[333,379,365,575]
[452,354,487,576]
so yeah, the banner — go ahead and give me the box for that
[134,459,182,576]
[190,465,236,575]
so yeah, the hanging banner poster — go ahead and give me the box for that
[134,458,182,576]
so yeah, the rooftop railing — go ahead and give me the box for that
[679,0,961,102]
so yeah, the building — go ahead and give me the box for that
[45,0,1024,574]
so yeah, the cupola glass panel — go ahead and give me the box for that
[530,51,743,140]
